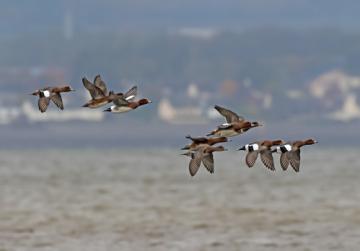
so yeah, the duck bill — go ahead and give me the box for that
[103,108,112,112]
[181,146,190,150]
[238,146,246,151]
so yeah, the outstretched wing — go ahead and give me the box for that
[38,97,50,113]
[82,77,104,99]
[214,105,244,123]
[280,153,290,171]
[289,149,301,172]
[189,156,202,176]
[202,153,214,174]
[94,75,108,96]
[260,150,275,171]
[113,96,129,106]
[50,93,64,110]
[245,151,258,167]
[124,86,137,101]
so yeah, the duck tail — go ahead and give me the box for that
[206,131,214,137]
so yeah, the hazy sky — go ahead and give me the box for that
[2,0,360,35]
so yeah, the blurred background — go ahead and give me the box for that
[1,0,360,148]
[1,1,360,251]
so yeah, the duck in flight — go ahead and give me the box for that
[207,105,262,137]
[182,145,227,176]
[82,75,138,109]
[103,88,151,113]
[238,140,284,171]
[181,135,229,151]
[274,139,318,172]
[31,85,74,113]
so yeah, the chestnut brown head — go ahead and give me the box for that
[138,98,152,106]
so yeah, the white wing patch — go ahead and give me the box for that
[43,90,51,97]
[245,144,249,151]
[284,144,292,151]
[125,95,135,101]
[251,143,259,151]
[221,123,231,126]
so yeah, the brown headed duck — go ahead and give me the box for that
[181,135,229,151]
[207,105,262,137]
[274,139,318,172]
[103,91,151,113]
[182,145,227,176]
[31,85,74,113]
[238,140,284,171]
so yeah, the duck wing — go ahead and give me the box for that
[202,153,214,174]
[218,123,233,129]
[280,152,290,171]
[38,97,50,113]
[289,149,301,172]
[185,135,208,144]
[124,86,137,101]
[50,93,64,110]
[189,155,202,176]
[260,150,275,171]
[214,105,244,123]
[94,75,108,96]
[82,77,104,99]
[245,151,258,167]
[113,96,129,106]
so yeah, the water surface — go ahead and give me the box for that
[0,149,359,250]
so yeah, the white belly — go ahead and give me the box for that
[112,106,132,113]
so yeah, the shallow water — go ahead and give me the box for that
[0,148,359,251]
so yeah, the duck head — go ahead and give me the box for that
[138,98,152,106]
[304,138,318,145]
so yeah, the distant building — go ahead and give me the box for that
[309,70,360,99]
[157,98,208,124]
[327,94,360,122]
[21,101,104,123]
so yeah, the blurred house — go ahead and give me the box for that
[158,98,208,124]
[327,94,360,122]
[21,101,104,123]
[309,70,360,98]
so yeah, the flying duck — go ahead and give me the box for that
[103,89,151,113]
[31,85,74,113]
[238,140,284,171]
[181,135,229,151]
[274,139,318,172]
[182,145,227,176]
[82,85,137,109]
[207,105,262,137]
